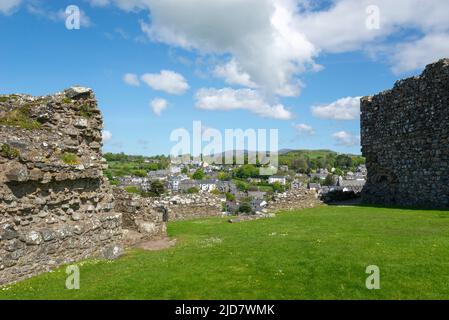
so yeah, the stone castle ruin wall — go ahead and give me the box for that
[0,87,125,285]
[361,59,449,208]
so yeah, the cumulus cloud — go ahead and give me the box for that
[141,70,189,95]
[87,0,449,89]
[214,59,257,88]
[0,0,22,15]
[332,131,360,147]
[151,98,168,116]
[123,73,140,86]
[195,88,292,120]
[136,0,318,97]
[390,33,449,74]
[102,130,113,143]
[295,0,449,73]
[294,123,315,136]
[311,97,361,121]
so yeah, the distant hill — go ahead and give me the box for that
[278,149,365,172]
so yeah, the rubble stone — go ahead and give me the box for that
[361,59,449,208]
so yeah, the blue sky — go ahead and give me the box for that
[1,0,448,156]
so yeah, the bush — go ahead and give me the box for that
[192,168,205,180]
[150,180,165,196]
[225,192,235,201]
[218,171,231,181]
[187,187,200,194]
[238,202,253,214]
[272,182,285,193]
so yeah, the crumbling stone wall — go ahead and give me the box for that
[161,193,224,221]
[115,189,224,226]
[361,59,449,208]
[267,188,322,212]
[113,188,167,238]
[0,87,123,285]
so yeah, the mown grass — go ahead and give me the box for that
[1,206,449,300]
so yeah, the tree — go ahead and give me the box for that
[225,192,235,201]
[235,164,259,179]
[181,167,188,174]
[272,182,285,193]
[238,202,253,214]
[235,180,248,192]
[150,180,165,196]
[335,154,353,168]
[192,168,205,180]
[334,168,344,176]
[218,171,231,181]
[323,174,335,186]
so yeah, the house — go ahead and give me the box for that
[148,169,170,181]
[337,176,366,193]
[199,179,218,192]
[279,165,289,172]
[345,171,355,180]
[118,176,151,191]
[169,166,182,175]
[167,176,183,192]
[268,175,286,185]
[309,170,328,181]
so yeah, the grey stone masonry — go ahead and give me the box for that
[361,59,449,209]
[0,87,123,285]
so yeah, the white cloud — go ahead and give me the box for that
[90,0,449,86]
[136,0,318,97]
[102,130,113,143]
[141,70,189,95]
[123,73,140,86]
[332,131,360,147]
[214,59,257,88]
[0,0,21,15]
[295,0,449,73]
[294,123,315,135]
[195,87,292,120]
[151,98,168,116]
[390,33,449,74]
[311,97,361,121]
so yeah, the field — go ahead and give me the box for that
[1,205,449,300]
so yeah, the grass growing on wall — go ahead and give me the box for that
[1,206,449,300]
[60,152,80,165]
[0,104,42,130]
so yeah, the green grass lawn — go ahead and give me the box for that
[2,205,449,300]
